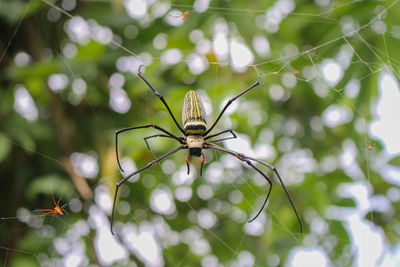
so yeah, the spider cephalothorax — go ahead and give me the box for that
[186,135,204,156]
[112,66,302,235]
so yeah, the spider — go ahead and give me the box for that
[368,143,375,151]
[111,66,303,234]
[35,193,68,217]
[169,11,189,20]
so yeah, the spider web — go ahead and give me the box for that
[1,0,399,266]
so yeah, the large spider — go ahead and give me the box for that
[111,67,302,234]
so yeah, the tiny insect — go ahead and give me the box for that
[112,66,303,235]
[35,193,68,217]
[293,70,300,75]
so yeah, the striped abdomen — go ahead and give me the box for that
[182,90,207,135]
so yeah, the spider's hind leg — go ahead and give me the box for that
[204,142,303,233]
[111,145,186,235]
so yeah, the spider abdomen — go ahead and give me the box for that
[182,90,207,135]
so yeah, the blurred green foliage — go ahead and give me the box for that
[1,0,400,266]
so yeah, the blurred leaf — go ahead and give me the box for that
[336,197,356,207]
[9,256,38,267]
[388,156,400,167]
[0,133,12,163]
[0,0,41,24]
[76,41,107,59]
[26,174,74,200]
[12,127,36,154]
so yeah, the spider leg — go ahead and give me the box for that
[57,196,63,206]
[203,77,262,136]
[185,151,190,175]
[205,143,302,233]
[116,124,184,172]
[204,129,237,142]
[40,211,56,216]
[238,155,302,233]
[61,207,70,215]
[205,143,272,222]
[200,152,206,176]
[144,134,183,151]
[111,145,186,235]
[211,136,237,143]
[35,209,54,212]
[138,66,185,134]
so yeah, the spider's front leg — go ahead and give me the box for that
[138,66,185,134]
[203,77,263,136]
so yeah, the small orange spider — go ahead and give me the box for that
[170,11,189,20]
[181,11,189,19]
[293,70,300,75]
[367,143,376,151]
[35,193,68,217]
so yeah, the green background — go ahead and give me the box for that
[1,0,400,266]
